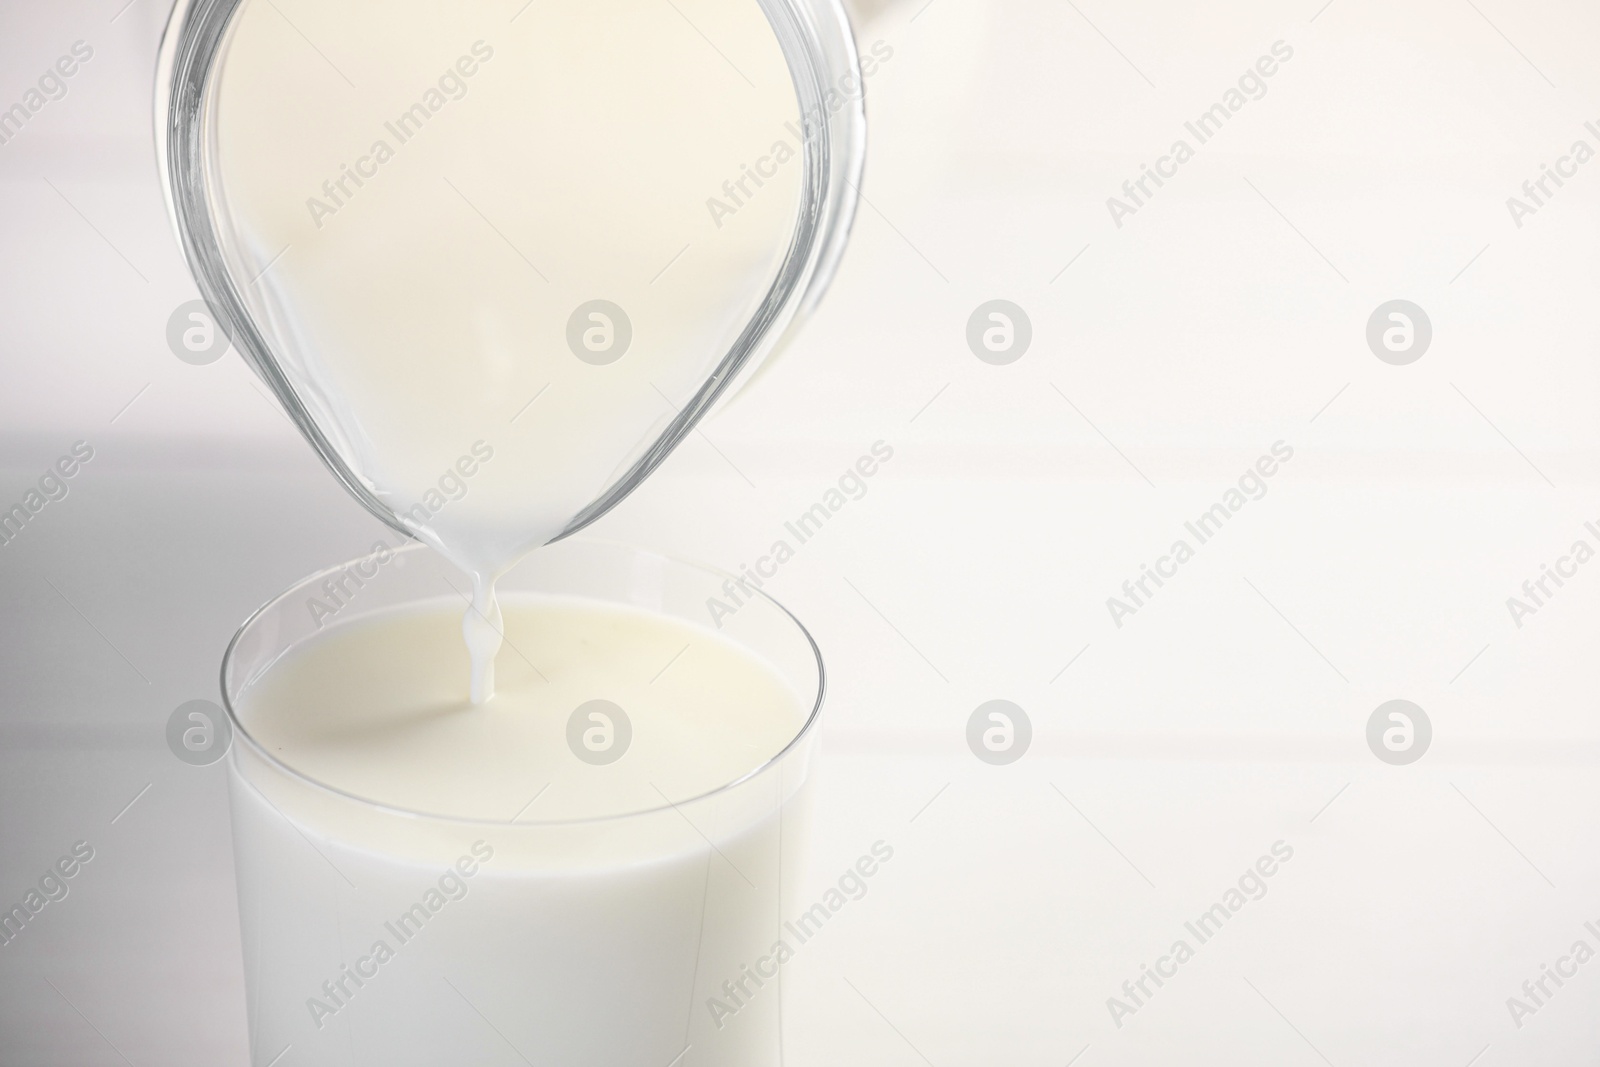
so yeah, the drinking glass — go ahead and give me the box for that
[221,539,825,1066]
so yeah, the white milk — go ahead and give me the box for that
[207,6,822,1059]
[237,596,808,821]
[211,0,803,699]
[231,593,815,1066]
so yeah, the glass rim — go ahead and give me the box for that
[218,537,827,828]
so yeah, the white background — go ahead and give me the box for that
[3,0,1600,1063]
